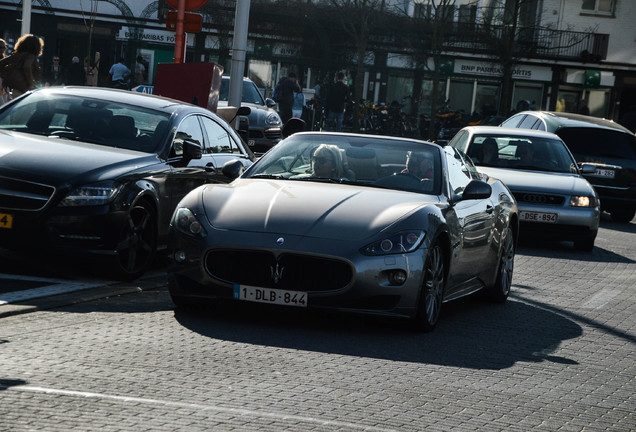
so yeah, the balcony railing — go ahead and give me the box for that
[443,24,608,62]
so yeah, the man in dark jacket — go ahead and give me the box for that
[66,56,85,85]
[277,72,301,124]
[325,72,350,131]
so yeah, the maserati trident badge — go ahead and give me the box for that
[270,262,284,284]
[276,237,284,246]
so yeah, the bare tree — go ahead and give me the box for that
[329,0,387,131]
[79,0,99,84]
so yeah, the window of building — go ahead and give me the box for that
[581,0,615,14]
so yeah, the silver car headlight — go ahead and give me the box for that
[265,112,282,126]
[172,207,207,238]
[360,230,426,256]
[569,195,596,207]
[58,181,121,206]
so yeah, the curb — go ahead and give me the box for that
[0,275,167,319]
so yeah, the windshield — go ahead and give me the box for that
[0,92,171,153]
[467,134,578,173]
[219,78,265,106]
[245,133,443,195]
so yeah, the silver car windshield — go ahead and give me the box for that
[246,133,443,195]
[0,92,171,154]
[467,135,578,173]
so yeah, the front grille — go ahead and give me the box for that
[263,128,282,140]
[512,192,565,206]
[205,249,353,292]
[0,176,55,211]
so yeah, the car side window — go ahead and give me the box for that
[170,115,204,157]
[518,115,540,129]
[200,117,241,154]
[445,147,473,195]
[448,130,469,153]
[500,114,524,128]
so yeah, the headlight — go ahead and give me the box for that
[265,112,282,126]
[172,207,207,238]
[570,195,596,207]
[360,230,426,256]
[59,181,121,206]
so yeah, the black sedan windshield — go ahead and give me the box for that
[0,92,171,153]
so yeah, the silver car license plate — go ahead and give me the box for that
[520,211,558,223]
[234,284,307,307]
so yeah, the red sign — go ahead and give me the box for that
[166,11,202,33]
[165,0,208,11]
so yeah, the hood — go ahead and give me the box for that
[201,179,436,241]
[0,130,157,185]
[480,167,594,195]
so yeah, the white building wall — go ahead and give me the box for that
[541,0,636,65]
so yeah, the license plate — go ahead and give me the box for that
[248,139,255,147]
[0,213,13,229]
[593,168,615,178]
[234,284,307,307]
[520,211,558,223]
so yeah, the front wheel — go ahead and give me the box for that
[414,243,445,332]
[487,226,514,303]
[609,206,636,223]
[109,202,157,281]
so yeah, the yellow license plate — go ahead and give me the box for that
[0,213,14,229]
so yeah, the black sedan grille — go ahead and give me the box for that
[205,249,353,292]
[0,176,55,211]
[512,192,565,206]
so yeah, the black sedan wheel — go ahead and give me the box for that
[415,243,445,332]
[488,226,514,303]
[609,206,636,223]
[111,202,157,280]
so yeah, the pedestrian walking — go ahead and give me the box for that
[42,54,65,87]
[275,72,301,124]
[66,56,85,86]
[108,57,131,89]
[0,34,44,100]
[134,55,146,85]
[0,38,8,104]
[325,72,350,132]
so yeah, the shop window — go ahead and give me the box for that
[474,84,499,116]
[448,80,473,114]
[387,76,414,113]
[512,84,542,112]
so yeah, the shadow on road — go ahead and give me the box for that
[172,293,583,371]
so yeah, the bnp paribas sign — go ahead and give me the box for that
[117,27,195,46]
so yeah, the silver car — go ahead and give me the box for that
[449,126,600,250]
[167,132,518,331]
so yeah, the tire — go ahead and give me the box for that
[414,243,445,332]
[574,233,596,251]
[487,226,514,303]
[110,202,157,281]
[609,206,636,223]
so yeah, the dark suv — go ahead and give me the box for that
[218,76,283,155]
[501,111,636,222]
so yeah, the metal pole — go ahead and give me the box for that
[174,0,186,63]
[21,0,32,35]
[228,0,251,108]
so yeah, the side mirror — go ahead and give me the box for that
[461,180,492,200]
[221,159,245,180]
[282,117,306,138]
[579,163,597,174]
[183,139,202,161]
[265,98,277,108]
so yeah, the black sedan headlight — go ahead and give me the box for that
[360,230,425,256]
[58,180,121,206]
[172,207,207,238]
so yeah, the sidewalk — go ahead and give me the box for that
[0,273,167,319]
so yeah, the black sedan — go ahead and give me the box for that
[0,87,254,279]
[167,132,519,331]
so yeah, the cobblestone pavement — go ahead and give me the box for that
[0,216,634,431]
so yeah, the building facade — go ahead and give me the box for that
[1,0,634,123]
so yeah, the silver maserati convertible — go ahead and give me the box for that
[167,132,519,331]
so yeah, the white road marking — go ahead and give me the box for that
[11,385,395,432]
[581,288,621,309]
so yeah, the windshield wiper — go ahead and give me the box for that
[250,173,286,179]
